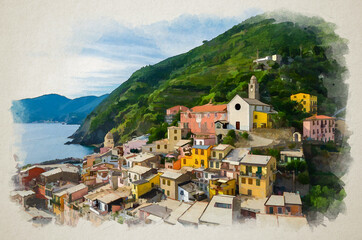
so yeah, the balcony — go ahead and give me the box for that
[240,171,266,180]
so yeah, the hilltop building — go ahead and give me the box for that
[104,132,114,149]
[180,76,276,136]
[165,105,189,124]
[290,93,317,113]
[303,115,335,142]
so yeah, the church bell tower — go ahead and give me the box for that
[248,75,260,100]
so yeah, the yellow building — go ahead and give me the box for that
[53,191,67,216]
[239,154,276,198]
[253,111,273,128]
[209,144,233,169]
[290,93,317,113]
[209,178,236,199]
[180,145,213,169]
[131,173,161,200]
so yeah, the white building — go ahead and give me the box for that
[227,94,274,131]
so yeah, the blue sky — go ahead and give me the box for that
[67,10,261,97]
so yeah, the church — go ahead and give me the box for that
[180,75,277,139]
[226,75,277,131]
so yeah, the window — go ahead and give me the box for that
[241,178,246,184]
[162,179,166,185]
[286,207,291,213]
[204,173,208,178]
[174,136,177,140]
[256,179,260,186]
[134,175,137,180]
[313,130,315,134]
[167,180,170,186]
[213,152,216,157]
[317,129,319,134]
[157,145,160,149]
[164,145,167,149]
[167,190,170,196]
[235,103,241,110]
[195,149,198,154]
[278,207,283,214]
[313,121,315,125]
[210,161,214,168]
[219,153,222,159]
[248,179,253,185]
[201,149,204,155]
[254,114,258,119]
[180,190,184,196]
[214,202,231,209]
[151,183,154,187]
[195,159,198,165]
[216,162,220,168]
[174,130,177,134]
[269,207,274,214]
[201,160,204,167]
[150,148,152,152]
[183,159,186,164]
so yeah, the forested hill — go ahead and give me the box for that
[11,94,109,124]
[70,12,348,145]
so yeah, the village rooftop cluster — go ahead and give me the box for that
[11,55,346,228]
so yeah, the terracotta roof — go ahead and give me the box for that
[167,105,189,113]
[304,115,335,120]
[191,104,227,113]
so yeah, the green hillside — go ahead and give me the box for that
[70,12,348,145]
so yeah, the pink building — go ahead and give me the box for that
[193,134,216,146]
[165,105,189,124]
[303,115,336,142]
[123,137,148,155]
[180,103,227,135]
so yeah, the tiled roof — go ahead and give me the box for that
[304,115,335,120]
[242,98,270,106]
[192,145,211,150]
[139,204,172,219]
[284,192,302,205]
[66,183,87,195]
[265,195,285,206]
[240,154,272,166]
[160,170,183,180]
[128,165,152,175]
[212,144,231,151]
[191,104,227,113]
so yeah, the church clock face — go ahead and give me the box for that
[235,103,241,110]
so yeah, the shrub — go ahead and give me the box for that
[298,171,310,184]
[241,132,249,140]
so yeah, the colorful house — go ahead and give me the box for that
[180,102,228,135]
[264,192,303,216]
[303,115,336,142]
[209,178,236,199]
[180,145,213,169]
[165,105,189,124]
[123,135,149,155]
[18,166,45,187]
[159,170,192,200]
[220,148,249,179]
[131,173,161,200]
[290,93,317,113]
[239,154,276,198]
[154,126,182,154]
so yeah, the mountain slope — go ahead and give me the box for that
[11,94,109,124]
[70,12,348,145]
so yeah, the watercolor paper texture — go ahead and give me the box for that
[0,0,362,239]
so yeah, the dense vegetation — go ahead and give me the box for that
[70,12,348,145]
